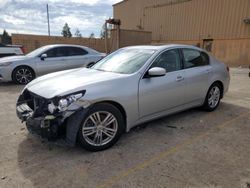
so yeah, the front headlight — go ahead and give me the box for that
[48,93,84,113]
[58,93,83,111]
[0,62,12,66]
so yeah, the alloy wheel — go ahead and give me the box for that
[82,111,118,146]
[208,86,220,108]
[15,68,33,84]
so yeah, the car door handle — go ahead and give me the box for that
[176,76,184,82]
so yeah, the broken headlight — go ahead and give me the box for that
[48,92,85,113]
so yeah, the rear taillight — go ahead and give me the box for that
[226,66,230,72]
[20,46,25,54]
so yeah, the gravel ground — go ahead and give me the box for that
[0,68,250,188]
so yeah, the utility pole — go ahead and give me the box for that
[104,22,108,54]
[47,4,50,36]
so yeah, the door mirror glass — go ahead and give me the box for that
[40,53,47,60]
[148,67,166,77]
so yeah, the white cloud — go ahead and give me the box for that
[0,0,11,8]
[3,15,25,25]
[8,0,122,6]
[0,0,123,36]
[50,0,122,5]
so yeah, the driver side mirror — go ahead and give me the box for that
[86,62,96,68]
[147,67,166,77]
[40,53,47,61]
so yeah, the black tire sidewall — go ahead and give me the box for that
[77,103,125,151]
[12,66,35,85]
[203,83,222,111]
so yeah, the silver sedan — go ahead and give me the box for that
[0,44,105,84]
[16,44,230,151]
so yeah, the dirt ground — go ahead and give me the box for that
[0,68,250,188]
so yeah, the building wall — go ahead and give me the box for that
[152,38,250,67]
[110,29,152,51]
[113,0,250,66]
[12,34,106,53]
[114,0,250,41]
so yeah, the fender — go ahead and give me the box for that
[65,108,89,146]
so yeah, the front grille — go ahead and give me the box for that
[22,90,49,117]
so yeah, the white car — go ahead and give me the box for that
[0,44,105,84]
[0,44,24,58]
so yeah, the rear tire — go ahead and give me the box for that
[202,83,222,111]
[78,103,125,151]
[12,66,35,85]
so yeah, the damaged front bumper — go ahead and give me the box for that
[16,101,65,141]
[16,89,88,145]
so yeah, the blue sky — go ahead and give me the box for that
[0,0,122,37]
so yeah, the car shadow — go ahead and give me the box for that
[16,102,250,187]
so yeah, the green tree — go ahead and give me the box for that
[100,24,106,39]
[1,30,11,44]
[100,24,112,39]
[89,32,95,39]
[61,23,72,38]
[75,28,82,37]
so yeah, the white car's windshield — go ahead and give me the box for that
[26,46,50,57]
[92,48,156,74]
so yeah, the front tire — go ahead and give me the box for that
[12,66,35,85]
[203,83,222,111]
[78,103,125,151]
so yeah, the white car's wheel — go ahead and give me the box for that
[78,103,125,151]
[12,66,35,85]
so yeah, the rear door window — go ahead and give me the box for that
[67,47,88,56]
[182,49,209,68]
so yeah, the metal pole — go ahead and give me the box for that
[104,22,108,54]
[47,4,50,36]
[117,24,120,50]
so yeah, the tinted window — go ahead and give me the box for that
[182,49,209,68]
[57,47,68,57]
[151,49,181,72]
[68,47,88,56]
[45,47,88,58]
[45,47,68,58]
[45,48,58,58]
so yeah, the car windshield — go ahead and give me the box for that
[91,48,156,74]
[26,46,50,57]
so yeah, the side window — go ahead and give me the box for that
[45,47,88,58]
[182,49,209,68]
[45,47,68,58]
[45,48,58,58]
[68,47,88,56]
[151,49,181,73]
[57,47,69,57]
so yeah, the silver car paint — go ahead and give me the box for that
[23,44,230,132]
[0,44,104,81]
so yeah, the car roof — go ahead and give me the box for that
[39,44,100,53]
[123,44,203,51]
[42,44,88,48]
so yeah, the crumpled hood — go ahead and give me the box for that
[25,68,127,99]
[0,55,28,63]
